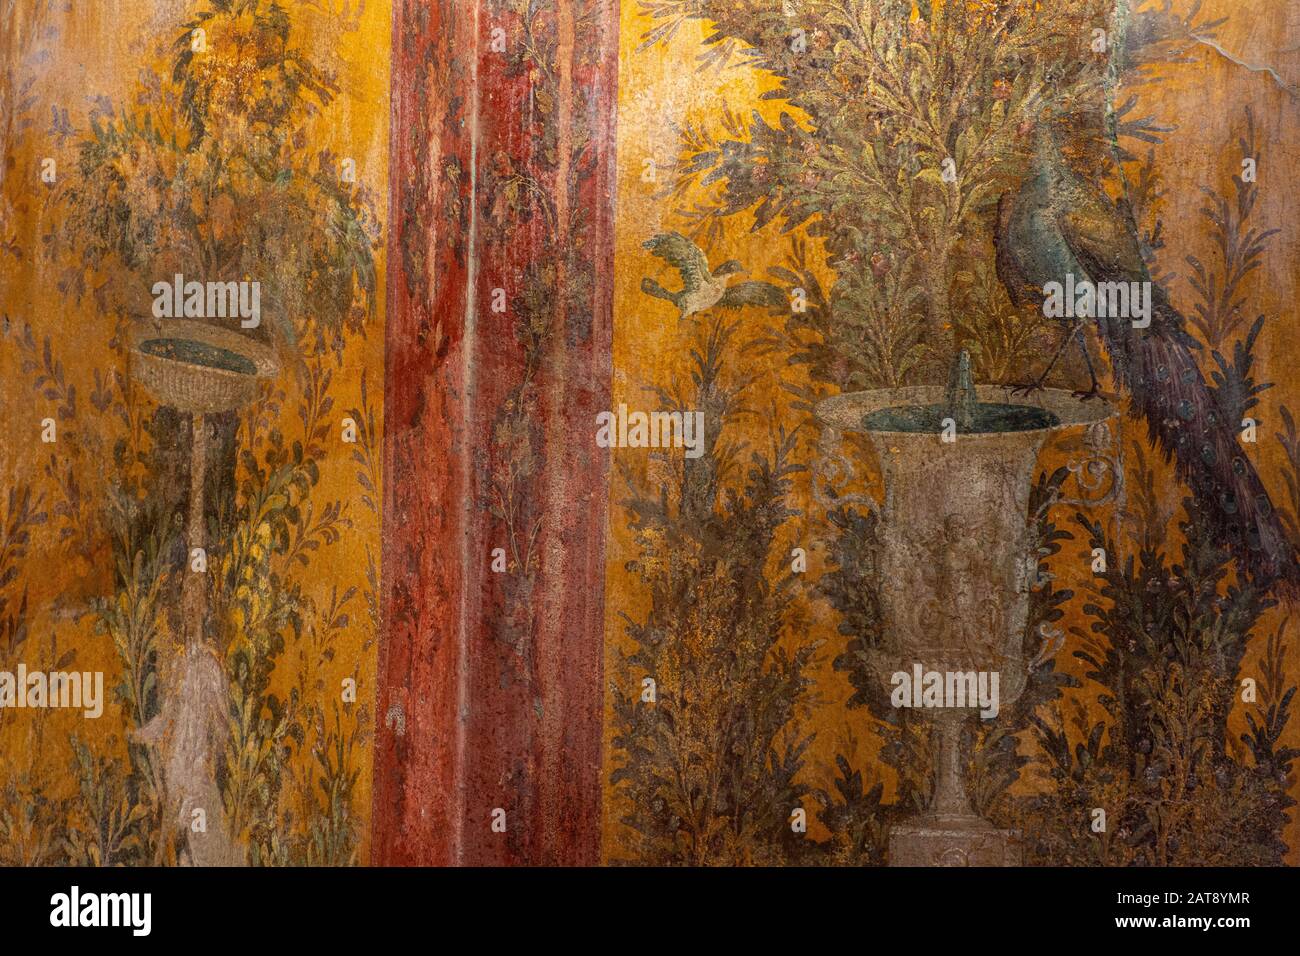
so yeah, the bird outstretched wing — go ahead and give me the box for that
[643,231,710,296]
[717,280,787,312]
[640,278,676,303]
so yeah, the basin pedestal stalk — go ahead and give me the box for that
[930,712,977,823]
[129,320,278,865]
[181,412,209,649]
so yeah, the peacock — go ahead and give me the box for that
[995,123,1297,589]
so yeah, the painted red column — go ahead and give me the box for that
[374,0,617,866]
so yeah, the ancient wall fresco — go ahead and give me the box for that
[601,0,1300,866]
[1,0,388,865]
[1,0,1297,868]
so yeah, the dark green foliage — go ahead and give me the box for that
[1239,621,1298,860]
[610,319,817,865]
[1208,314,1270,438]
[48,0,380,355]
[63,739,152,866]
[964,428,1298,866]
[0,485,45,670]
[1276,405,1300,561]
[172,0,332,145]
[1184,107,1276,348]
[815,753,889,865]
[1012,473,1292,865]
[642,0,1116,385]
[0,773,68,866]
[1005,101,1292,866]
[825,504,885,712]
[297,702,366,866]
[92,491,174,864]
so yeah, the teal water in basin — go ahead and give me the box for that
[140,337,257,375]
[863,402,1060,434]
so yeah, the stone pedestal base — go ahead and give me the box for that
[888,822,1022,866]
